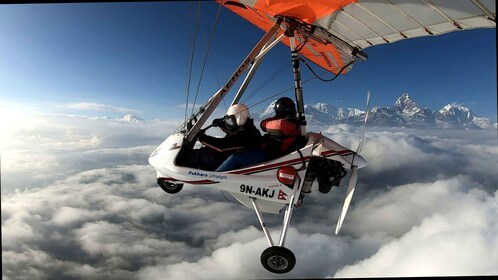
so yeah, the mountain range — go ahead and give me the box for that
[258,93,495,129]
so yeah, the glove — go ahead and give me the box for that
[197,130,207,142]
[212,118,224,128]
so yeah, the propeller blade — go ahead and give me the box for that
[335,90,369,234]
[356,90,371,154]
[335,166,358,235]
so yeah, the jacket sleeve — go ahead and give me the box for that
[200,119,262,152]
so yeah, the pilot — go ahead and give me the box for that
[178,103,262,171]
[215,97,302,172]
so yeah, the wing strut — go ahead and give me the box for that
[251,173,303,248]
[185,18,283,142]
[231,32,286,106]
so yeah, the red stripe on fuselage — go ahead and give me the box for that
[159,149,353,183]
[229,149,353,175]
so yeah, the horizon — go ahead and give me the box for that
[264,91,495,115]
[0,1,496,122]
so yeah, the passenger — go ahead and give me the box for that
[215,97,301,172]
[260,97,301,159]
[178,104,262,171]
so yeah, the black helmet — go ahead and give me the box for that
[274,97,296,118]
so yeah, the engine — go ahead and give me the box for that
[302,156,347,194]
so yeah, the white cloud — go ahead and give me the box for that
[334,177,498,277]
[136,236,266,280]
[51,206,104,227]
[64,102,141,114]
[2,110,498,279]
[1,112,181,192]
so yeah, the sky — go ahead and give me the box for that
[1,1,498,279]
[0,1,496,121]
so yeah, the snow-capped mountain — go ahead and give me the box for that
[303,103,340,124]
[439,103,474,120]
[367,93,437,128]
[122,114,144,122]
[395,92,421,113]
[258,93,495,129]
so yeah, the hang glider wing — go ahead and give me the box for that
[219,0,496,74]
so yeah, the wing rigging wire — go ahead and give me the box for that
[184,2,222,122]
[190,2,222,116]
[240,54,357,113]
[184,2,200,123]
[240,60,292,105]
[239,29,358,112]
[239,29,307,106]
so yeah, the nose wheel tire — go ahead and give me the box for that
[158,180,183,194]
[260,246,296,274]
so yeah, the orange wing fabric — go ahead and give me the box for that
[219,0,496,74]
[220,0,357,74]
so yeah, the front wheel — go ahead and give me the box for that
[158,180,183,194]
[260,246,296,274]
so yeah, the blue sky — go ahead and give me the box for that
[0,1,496,120]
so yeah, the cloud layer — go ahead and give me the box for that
[64,102,141,114]
[2,113,498,279]
[1,112,180,192]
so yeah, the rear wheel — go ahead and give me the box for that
[158,180,183,194]
[260,246,296,274]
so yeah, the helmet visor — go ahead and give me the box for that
[224,114,238,130]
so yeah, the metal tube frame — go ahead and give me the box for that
[251,197,275,247]
[288,32,307,135]
[251,175,303,248]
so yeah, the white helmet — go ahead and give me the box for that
[226,104,250,127]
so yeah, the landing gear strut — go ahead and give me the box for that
[251,168,302,274]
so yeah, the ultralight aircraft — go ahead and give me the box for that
[149,0,496,273]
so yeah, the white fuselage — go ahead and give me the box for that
[148,132,366,213]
